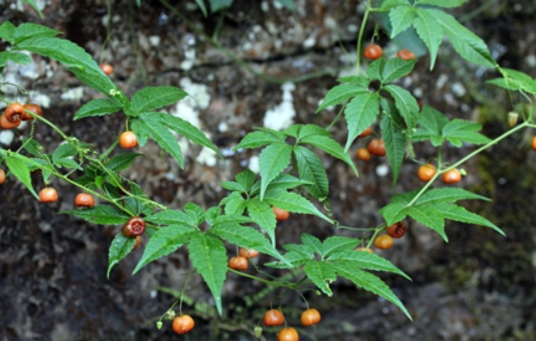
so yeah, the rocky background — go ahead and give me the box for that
[1,0,536,340]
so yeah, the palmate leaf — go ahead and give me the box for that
[304,261,336,296]
[0,21,16,43]
[258,143,293,200]
[328,251,411,280]
[334,265,411,319]
[246,197,277,245]
[157,113,223,158]
[221,191,247,215]
[379,202,408,225]
[264,189,333,223]
[221,181,245,192]
[416,188,489,206]
[343,92,380,151]
[428,9,495,68]
[130,119,151,147]
[187,232,227,315]
[132,224,196,274]
[382,58,416,83]
[52,143,77,163]
[442,119,491,146]
[336,75,370,86]
[106,152,144,172]
[301,234,323,255]
[184,202,206,225]
[296,124,331,140]
[13,23,60,44]
[300,135,358,176]
[404,205,447,241]
[8,52,32,65]
[74,99,123,120]
[61,205,130,225]
[5,156,38,199]
[383,85,419,131]
[236,169,256,192]
[145,209,195,226]
[294,146,329,200]
[284,243,315,257]
[381,114,406,187]
[389,4,415,38]
[320,236,360,257]
[250,174,314,195]
[434,203,504,235]
[107,233,136,278]
[367,58,386,81]
[140,112,184,168]
[234,131,284,150]
[16,37,121,98]
[316,84,369,113]
[413,8,443,69]
[209,222,288,264]
[130,86,187,114]
[416,105,448,146]
[416,0,468,8]
[486,68,536,93]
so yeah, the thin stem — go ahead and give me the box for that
[178,271,195,316]
[355,0,372,75]
[326,101,347,131]
[228,268,294,287]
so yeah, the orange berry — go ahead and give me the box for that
[4,103,24,123]
[133,236,142,250]
[263,309,285,327]
[1,114,21,129]
[172,315,195,334]
[75,193,95,208]
[364,44,383,60]
[119,131,138,149]
[100,63,114,76]
[21,103,44,121]
[229,256,248,271]
[277,327,299,341]
[532,136,536,151]
[0,169,5,185]
[418,163,437,182]
[39,187,59,203]
[358,126,373,138]
[441,169,462,184]
[239,248,259,259]
[368,139,386,157]
[272,207,290,222]
[373,234,394,250]
[301,308,321,326]
[355,247,374,254]
[396,49,416,60]
[356,148,371,161]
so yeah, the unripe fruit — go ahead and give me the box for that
[355,247,374,254]
[386,221,407,239]
[441,169,462,184]
[1,114,21,129]
[396,49,416,60]
[263,309,285,327]
[172,315,195,334]
[0,169,5,184]
[229,256,248,271]
[119,131,138,149]
[272,206,290,222]
[277,327,299,341]
[508,112,519,127]
[100,63,114,76]
[21,103,44,121]
[75,193,95,208]
[356,148,371,161]
[301,308,321,326]
[374,234,394,250]
[418,163,437,182]
[39,187,59,203]
[4,103,24,123]
[239,248,259,259]
[122,217,146,237]
[358,126,373,138]
[364,44,383,60]
[368,139,386,157]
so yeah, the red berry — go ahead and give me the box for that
[396,49,416,60]
[301,308,321,326]
[441,169,462,184]
[373,234,394,250]
[4,103,24,123]
[263,309,285,327]
[75,193,95,208]
[272,207,290,222]
[386,221,407,239]
[119,131,138,149]
[1,114,21,129]
[364,44,383,60]
[229,256,248,271]
[277,327,299,341]
[39,187,59,203]
[172,315,195,334]
[21,103,44,121]
[358,126,373,138]
[122,217,146,237]
[368,139,386,157]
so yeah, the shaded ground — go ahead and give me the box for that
[1,0,536,340]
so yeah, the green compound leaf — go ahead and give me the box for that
[320,236,361,257]
[304,261,336,296]
[107,233,136,278]
[259,143,293,200]
[234,131,285,150]
[343,92,380,151]
[140,112,184,168]
[0,21,16,43]
[264,189,333,224]
[13,23,60,44]
[300,135,358,176]
[74,99,123,120]
[389,5,415,38]
[130,86,187,114]
[316,84,369,113]
[381,114,406,187]
[382,58,416,83]
[106,152,144,172]
[246,197,277,246]
[413,8,443,69]
[328,251,411,280]
[132,225,196,274]
[61,205,130,225]
[294,146,329,200]
[188,233,227,315]
[383,84,419,131]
